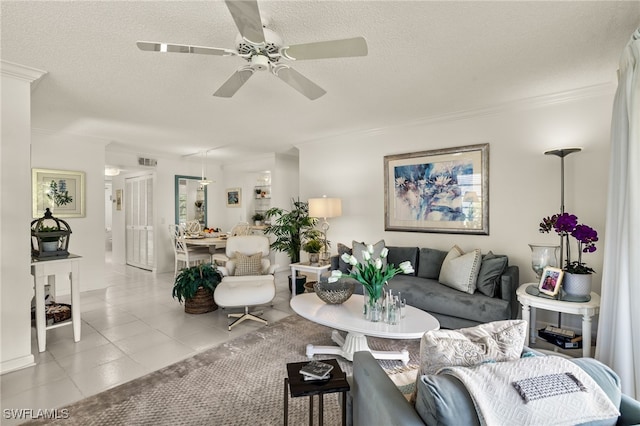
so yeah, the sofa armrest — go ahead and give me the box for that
[352,351,424,426]
[619,393,640,426]
[499,265,520,319]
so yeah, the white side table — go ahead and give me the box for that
[30,254,82,352]
[516,283,600,358]
[289,262,331,300]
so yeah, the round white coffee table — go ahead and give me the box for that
[290,293,440,365]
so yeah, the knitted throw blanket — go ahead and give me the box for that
[439,356,619,426]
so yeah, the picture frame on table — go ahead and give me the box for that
[538,267,564,297]
[226,188,241,207]
[32,168,85,218]
[384,144,489,234]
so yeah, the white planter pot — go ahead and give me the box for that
[563,272,592,297]
[41,241,59,252]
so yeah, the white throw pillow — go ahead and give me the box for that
[438,245,482,294]
[418,320,527,376]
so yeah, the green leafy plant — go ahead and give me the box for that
[251,212,265,222]
[172,263,223,303]
[37,225,62,242]
[264,199,321,264]
[302,238,323,254]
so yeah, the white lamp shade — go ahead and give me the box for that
[308,197,342,218]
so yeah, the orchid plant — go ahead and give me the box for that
[539,212,598,274]
[328,245,415,300]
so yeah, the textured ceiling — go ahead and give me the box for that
[2,1,639,162]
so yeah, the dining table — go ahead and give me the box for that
[183,235,228,254]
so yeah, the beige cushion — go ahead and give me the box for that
[438,245,482,294]
[418,320,527,376]
[233,252,263,276]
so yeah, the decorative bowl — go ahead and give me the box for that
[313,280,355,304]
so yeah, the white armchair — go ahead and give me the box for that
[214,235,278,330]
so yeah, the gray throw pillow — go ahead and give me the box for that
[476,252,508,297]
[387,246,418,275]
[352,240,387,268]
[337,243,352,273]
[416,248,448,279]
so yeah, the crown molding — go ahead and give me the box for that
[1,61,47,91]
[298,82,618,146]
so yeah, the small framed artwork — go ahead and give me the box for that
[226,188,241,207]
[115,189,123,211]
[538,267,564,297]
[384,143,489,235]
[32,168,85,218]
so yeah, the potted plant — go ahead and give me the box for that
[172,263,223,314]
[264,199,321,293]
[539,212,598,297]
[303,238,323,264]
[251,212,265,226]
[37,225,62,252]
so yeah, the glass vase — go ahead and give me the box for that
[528,244,560,280]
[363,286,385,322]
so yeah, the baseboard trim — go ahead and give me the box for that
[1,354,35,375]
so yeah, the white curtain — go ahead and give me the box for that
[595,28,640,399]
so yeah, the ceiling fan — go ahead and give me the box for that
[137,0,368,100]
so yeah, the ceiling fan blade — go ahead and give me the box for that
[213,67,255,98]
[224,0,265,45]
[281,37,368,61]
[272,65,326,100]
[137,41,236,56]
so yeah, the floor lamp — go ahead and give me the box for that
[544,147,581,323]
[308,196,342,263]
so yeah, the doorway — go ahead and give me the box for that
[125,174,155,271]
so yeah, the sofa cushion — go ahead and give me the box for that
[416,248,447,279]
[386,246,418,276]
[381,275,512,325]
[476,251,508,297]
[418,319,527,376]
[438,246,482,294]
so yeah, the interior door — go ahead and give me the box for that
[125,174,155,270]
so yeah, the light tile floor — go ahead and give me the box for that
[1,259,295,425]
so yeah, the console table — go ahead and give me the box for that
[516,283,600,357]
[30,254,82,352]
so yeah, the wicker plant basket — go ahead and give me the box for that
[184,287,217,314]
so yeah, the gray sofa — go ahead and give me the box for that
[331,245,519,329]
[351,350,640,426]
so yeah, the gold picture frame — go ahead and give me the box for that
[32,168,85,218]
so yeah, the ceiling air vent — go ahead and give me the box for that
[137,157,157,167]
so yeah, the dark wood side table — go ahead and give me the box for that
[284,358,350,426]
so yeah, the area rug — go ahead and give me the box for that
[26,315,420,425]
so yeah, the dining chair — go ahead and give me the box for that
[169,224,212,276]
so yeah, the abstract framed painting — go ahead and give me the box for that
[226,188,241,207]
[384,144,489,234]
[32,168,86,218]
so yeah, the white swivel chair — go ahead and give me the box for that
[211,221,251,265]
[214,235,278,330]
[169,224,212,276]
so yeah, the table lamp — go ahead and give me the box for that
[308,196,342,262]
